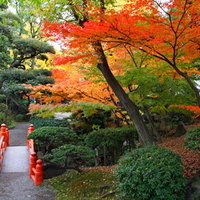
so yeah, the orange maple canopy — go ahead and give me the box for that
[42,0,200,66]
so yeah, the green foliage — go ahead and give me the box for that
[85,126,138,163]
[49,170,118,200]
[0,5,55,70]
[86,126,138,149]
[15,114,27,122]
[29,104,70,118]
[12,37,55,55]
[168,106,193,117]
[70,121,93,135]
[70,102,113,134]
[1,68,54,84]
[115,145,186,200]
[0,109,13,125]
[0,103,7,112]
[27,126,78,153]
[184,126,200,153]
[121,63,196,109]
[0,111,5,124]
[0,68,54,115]
[0,33,12,68]
[0,94,6,103]
[45,144,94,166]
[0,11,21,24]
[30,117,70,129]
[69,101,114,118]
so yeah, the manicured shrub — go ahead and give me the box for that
[30,117,70,129]
[27,126,78,154]
[184,126,200,153]
[45,144,94,169]
[115,145,186,200]
[85,126,138,165]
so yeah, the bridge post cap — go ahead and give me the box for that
[31,152,37,156]
[36,159,43,164]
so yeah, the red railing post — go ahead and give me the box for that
[27,124,34,147]
[6,127,9,146]
[0,124,9,172]
[27,124,44,185]
[34,159,44,186]
[29,124,34,133]
[30,152,37,178]
[1,124,6,137]
[1,124,8,149]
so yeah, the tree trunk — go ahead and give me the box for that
[93,41,154,145]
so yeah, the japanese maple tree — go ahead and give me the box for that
[39,0,200,144]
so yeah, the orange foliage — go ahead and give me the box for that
[28,69,118,105]
[172,105,200,117]
[42,0,200,82]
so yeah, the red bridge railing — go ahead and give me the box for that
[0,124,9,172]
[27,124,44,186]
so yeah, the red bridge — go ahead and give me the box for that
[0,124,43,186]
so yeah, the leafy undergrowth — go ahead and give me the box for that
[48,169,118,200]
[49,132,200,199]
[159,134,200,179]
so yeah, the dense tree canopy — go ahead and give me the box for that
[39,0,200,144]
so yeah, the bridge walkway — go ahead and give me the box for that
[0,123,56,200]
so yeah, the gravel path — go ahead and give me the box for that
[0,122,57,200]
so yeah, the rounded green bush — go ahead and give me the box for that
[184,126,200,153]
[45,144,94,166]
[85,126,138,164]
[115,145,186,200]
[27,126,78,154]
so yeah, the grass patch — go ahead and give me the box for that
[48,169,118,200]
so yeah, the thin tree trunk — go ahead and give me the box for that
[144,106,163,143]
[103,145,107,166]
[93,41,154,145]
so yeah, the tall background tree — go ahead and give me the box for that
[0,3,55,122]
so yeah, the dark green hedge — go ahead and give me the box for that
[30,117,70,129]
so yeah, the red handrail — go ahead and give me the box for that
[0,124,9,172]
[27,124,44,186]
